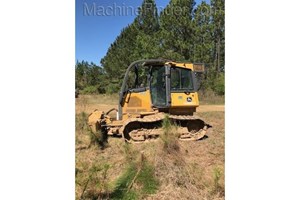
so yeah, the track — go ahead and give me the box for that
[120,113,209,142]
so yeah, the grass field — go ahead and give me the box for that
[75,95,225,200]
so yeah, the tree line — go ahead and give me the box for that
[76,0,225,95]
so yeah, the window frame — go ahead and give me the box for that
[170,67,194,93]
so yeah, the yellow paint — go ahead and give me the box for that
[166,62,194,70]
[171,92,199,107]
[122,89,152,120]
[120,62,202,120]
[87,110,103,132]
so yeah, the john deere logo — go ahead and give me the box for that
[187,97,192,102]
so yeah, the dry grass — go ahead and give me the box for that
[76,139,127,199]
[199,90,225,105]
[77,94,119,105]
[75,95,118,115]
[75,95,225,200]
[145,112,225,200]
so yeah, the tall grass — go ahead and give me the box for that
[75,112,103,149]
[199,89,225,105]
[75,107,225,200]
[110,145,159,199]
[78,94,119,105]
[75,112,88,133]
[211,167,225,196]
[161,115,180,154]
[76,162,111,199]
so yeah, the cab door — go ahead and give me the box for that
[149,65,172,108]
[121,66,152,120]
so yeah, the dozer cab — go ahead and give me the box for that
[88,59,210,143]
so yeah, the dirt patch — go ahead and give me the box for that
[197,105,224,112]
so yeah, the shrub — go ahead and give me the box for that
[81,85,99,94]
[213,73,225,96]
[211,167,225,196]
[77,162,111,199]
[105,83,120,94]
[199,70,225,96]
[111,152,158,199]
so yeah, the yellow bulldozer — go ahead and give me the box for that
[88,59,210,143]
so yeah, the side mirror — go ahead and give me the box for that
[194,72,202,91]
[193,64,205,91]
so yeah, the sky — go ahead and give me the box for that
[75,0,205,65]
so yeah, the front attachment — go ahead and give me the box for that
[88,110,104,133]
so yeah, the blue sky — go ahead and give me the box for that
[76,0,206,65]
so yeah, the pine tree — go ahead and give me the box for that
[211,0,225,72]
[134,0,160,59]
[100,0,161,93]
[159,0,195,61]
[75,60,89,90]
[136,0,159,35]
[75,61,106,93]
[193,1,213,65]
[100,23,140,93]
[98,0,225,95]
[193,1,224,94]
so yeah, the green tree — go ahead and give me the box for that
[192,1,225,95]
[211,0,225,72]
[97,0,225,95]
[75,60,89,90]
[136,0,159,35]
[100,23,140,93]
[100,0,161,93]
[193,1,213,65]
[159,0,196,61]
[134,0,161,59]
[75,61,106,94]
